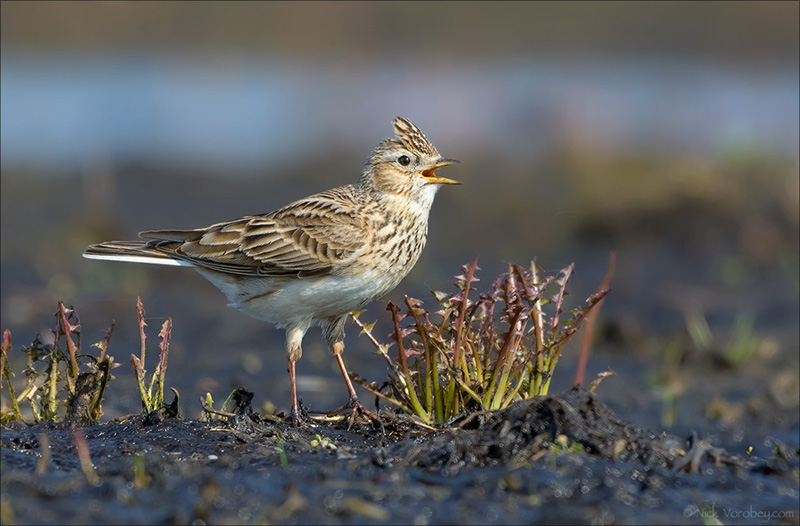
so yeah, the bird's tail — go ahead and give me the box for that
[83,241,192,267]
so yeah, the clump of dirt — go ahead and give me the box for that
[379,389,780,477]
[391,389,680,469]
[2,389,798,525]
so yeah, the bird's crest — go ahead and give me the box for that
[391,117,439,156]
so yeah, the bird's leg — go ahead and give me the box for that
[285,325,307,426]
[287,357,301,426]
[323,316,359,407]
[330,344,378,427]
[332,342,359,406]
[323,316,380,427]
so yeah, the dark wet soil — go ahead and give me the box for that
[2,389,798,525]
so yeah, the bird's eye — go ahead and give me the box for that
[397,155,411,166]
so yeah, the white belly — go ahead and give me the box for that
[197,267,402,328]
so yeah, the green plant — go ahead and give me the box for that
[276,431,289,466]
[684,306,774,366]
[131,296,178,417]
[1,302,118,424]
[352,259,608,424]
[548,434,585,454]
[131,454,151,488]
[310,434,337,450]
[72,427,100,485]
[0,330,21,420]
[199,387,267,422]
[725,311,764,365]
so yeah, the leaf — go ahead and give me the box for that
[155,318,173,382]
[589,368,615,392]
[386,302,408,323]
[431,290,450,305]
[1,329,14,395]
[405,297,424,308]
[360,321,376,335]
[131,354,144,372]
[1,329,11,358]
[157,319,173,354]
[136,296,147,365]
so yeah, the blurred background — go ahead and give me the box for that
[1,2,797,444]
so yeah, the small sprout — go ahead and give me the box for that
[548,434,584,454]
[132,454,151,489]
[746,446,753,457]
[498,473,523,491]
[72,427,100,486]
[310,434,337,450]
[588,368,616,392]
[276,431,289,466]
[613,439,628,459]
[661,390,679,429]
[700,505,723,526]
[574,252,616,387]
[131,297,177,419]
[340,497,390,522]
[36,432,51,475]
[201,392,216,421]
[685,305,713,352]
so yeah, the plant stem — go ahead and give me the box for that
[389,303,431,424]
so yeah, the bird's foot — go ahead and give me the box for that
[327,396,383,432]
[288,401,313,428]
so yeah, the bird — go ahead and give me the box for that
[84,117,460,425]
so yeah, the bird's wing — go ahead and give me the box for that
[140,187,368,277]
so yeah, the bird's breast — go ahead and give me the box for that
[366,213,428,277]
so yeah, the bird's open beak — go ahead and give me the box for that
[421,158,462,185]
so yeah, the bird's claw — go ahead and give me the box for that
[327,397,383,432]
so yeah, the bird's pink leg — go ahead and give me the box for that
[334,348,359,406]
[288,358,302,425]
[322,316,380,427]
[285,324,308,426]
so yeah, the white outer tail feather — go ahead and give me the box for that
[82,253,192,267]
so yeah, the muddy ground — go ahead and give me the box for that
[2,389,798,525]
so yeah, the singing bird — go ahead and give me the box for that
[84,117,460,424]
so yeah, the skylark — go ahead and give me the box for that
[84,117,460,424]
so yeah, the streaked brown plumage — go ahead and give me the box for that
[84,117,460,424]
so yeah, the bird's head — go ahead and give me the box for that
[361,117,460,201]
